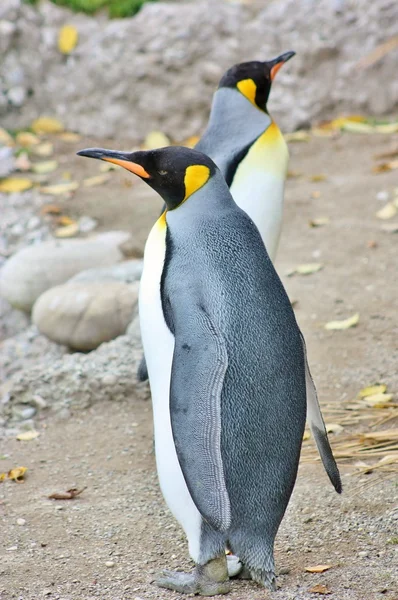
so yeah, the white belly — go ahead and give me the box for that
[230,122,289,262]
[139,214,202,561]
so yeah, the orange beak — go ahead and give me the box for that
[268,50,296,81]
[77,148,150,178]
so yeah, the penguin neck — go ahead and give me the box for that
[196,88,272,182]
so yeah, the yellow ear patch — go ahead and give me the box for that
[237,79,257,106]
[183,164,210,201]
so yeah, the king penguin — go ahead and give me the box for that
[78,144,341,595]
[137,52,294,385]
[135,54,342,499]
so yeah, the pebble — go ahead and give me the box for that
[11,404,36,421]
[0,231,132,312]
[105,561,115,568]
[32,281,139,351]
[358,551,369,558]
[16,518,26,526]
[78,215,98,233]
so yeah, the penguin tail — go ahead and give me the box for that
[301,334,342,494]
[137,355,149,382]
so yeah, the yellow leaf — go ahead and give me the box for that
[83,174,111,187]
[340,121,375,134]
[33,142,54,157]
[359,384,387,398]
[309,584,331,594]
[16,430,39,441]
[373,160,398,174]
[287,170,302,179]
[58,25,78,55]
[376,202,397,220]
[182,135,200,149]
[324,313,359,330]
[373,122,398,134]
[309,217,330,227]
[31,160,58,174]
[56,215,75,226]
[54,223,79,238]
[296,263,323,275]
[0,178,34,193]
[0,473,6,482]
[57,132,81,142]
[143,130,171,150]
[0,127,15,146]
[40,181,79,195]
[16,131,39,147]
[310,174,327,182]
[364,393,393,408]
[285,130,311,142]
[330,115,367,128]
[8,466,27,482]
[305,565,334,574]
[31,117,64,134]
[303,431,311,441]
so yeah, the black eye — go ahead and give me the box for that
[159,170,168,176]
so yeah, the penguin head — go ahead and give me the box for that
[77,146,216,210]
[218,51,295,112]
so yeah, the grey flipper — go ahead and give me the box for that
[169,303,231,533]
[301,334,342,493]
[136,355,148,382]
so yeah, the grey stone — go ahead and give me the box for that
[11,403,36,421]
[0,231,132,312]
[32,281,139,351]
[69,260,143,285]
[0,0,396,139]
[7,85,26,107]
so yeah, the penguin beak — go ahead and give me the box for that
[77,147,150,178]
[267,51,296,81]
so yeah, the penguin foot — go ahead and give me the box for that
[226,555,252,579]
[155,555,230,596]
[249,568,277,591]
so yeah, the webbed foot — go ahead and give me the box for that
[156,554,230,596]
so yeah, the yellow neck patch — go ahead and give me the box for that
[237,78,257,107]
[183,164,210,202]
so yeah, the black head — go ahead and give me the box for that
[77,146,217,211]
[218,51,295,111]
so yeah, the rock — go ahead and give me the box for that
[1,0,397,138]
[11,403,36,421]
[16,518,26,526]
[0,231,132,312]
[1,318,148,419]
[69,260,143,285]
[32,281,139,351]
[0,146,15,178]
[7,85,26,107]
[0,296,30,342]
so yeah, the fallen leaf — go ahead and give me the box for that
[83,174,111,187]
[303,431,311,441]
[54,222,79,238]
[380,222,398,233]
[309,217,330,227]
[31,117,64,135]
[57,132,81,142]
[0,178,34,193]
[296,263,323,275]
[58,25,78,54]
[287,170,302,178]
[31,160,58,174]
[0,473,6,482]
[16,430,40,442]
[310,174,327,182]
[48,487,86,500]
[309,584,331,595]
[143,130,171,150]
[374,123,398,134]
[40,181,79,195]
[373,160,398,174]
[285,130,311,142]
[305,565,334,574]
[55,215,75,226]
[341,121,375,134]
[375,202,397,219]
[359,384,387,398]
[324,313,359,330]
[355,36,398,69]
[329,115,367,129]
[374,148,398,160]
[0,127,15,146]
[15,153,32,172]
[182,135,200,148]
[363,393,393,408]
[16,131,39,147]
[326,423,344,434]
[33,142,54,157]
[8,467,27,482]
[40,204,62,215]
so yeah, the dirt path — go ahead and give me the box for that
[1,132,398,599]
